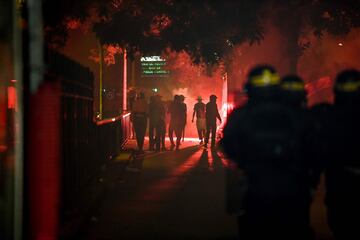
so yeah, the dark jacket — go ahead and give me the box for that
[324,103,360,239]
[205,102,221,124]
[221,99,314,239]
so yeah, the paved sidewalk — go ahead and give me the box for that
[62,137,201,239]
[62,134,333,240]
[79,142,238,240]
[124,137,202,155]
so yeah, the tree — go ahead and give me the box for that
[40,0,118,47]
[39,0,263,66]
[93,0,360,72]
[266,0,360,73]
[93,0,265,64]
[41,0,360,73]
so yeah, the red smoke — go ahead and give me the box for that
[164,50,224,137]
[299,28,360,105]
[225,21,291,91]
[224,21,360,107]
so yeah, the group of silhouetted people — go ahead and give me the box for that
[167,94,187,150]
[130,92,222,153]
[221,65,360,240]
[130,92,168,153]
[192,95,222,147]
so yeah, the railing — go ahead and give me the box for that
[61,108,131,220]
[44,50,131,223]
[95,112,131,166]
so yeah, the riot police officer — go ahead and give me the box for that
[325,69,360,240]
[280,74,307,109]
[280,75,323,191]
[221,65,313,240]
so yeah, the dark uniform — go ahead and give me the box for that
[280,75,307,108]
[325,69,360,240]
[221,66,313,240]
[308,103,333,189]
[280,75,322,239]
[280,75,323,189]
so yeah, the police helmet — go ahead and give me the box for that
[334,69,360,94]
[245,65,280,96]
[280,75,307,107]
[281,75,305,92]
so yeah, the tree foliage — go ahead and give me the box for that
[311,0,360,36]
[264,0,360,72]
[41,0,116,46]
[41,0,360,66]
[93,0,266,64]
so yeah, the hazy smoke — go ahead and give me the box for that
[299,28,360,83]
[225,21,291,91]
[225,20,360,106]
[164,50,224,137]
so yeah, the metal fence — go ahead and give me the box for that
[46,50,131,223]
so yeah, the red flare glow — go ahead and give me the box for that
[141,149,203,202]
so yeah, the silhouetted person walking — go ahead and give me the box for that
[204,95,221,148]
[152,95,166,151]
[168,95,185,150]
[192,96,206,144]
[148,95,156,151]
[131,92,148,153]
[179,95,187,142]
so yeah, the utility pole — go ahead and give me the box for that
[219,62,228,117]
[222,71,228,118]
[131,60,135,88]
[13,1,24,239]
[98,40,103,119]
[123,49,127,112]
